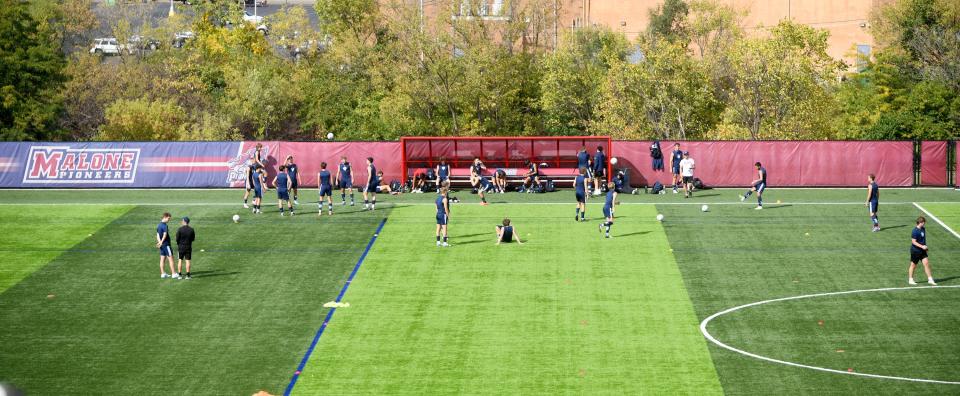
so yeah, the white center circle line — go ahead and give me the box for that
[700,285,960,385]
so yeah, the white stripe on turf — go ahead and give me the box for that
[912,202,960,240]
[0,202,959,206]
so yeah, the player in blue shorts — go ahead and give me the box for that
[470,158,486,190]
[436,157,451,193]
[251,167,266,213]
[363,157,378,211]
[285,156,301,205]
[496,218,523,245]
[494,169,507,193]
[866,174,880,232]
[336,156,355,206]
[574,167,587,221]
[436,187,450,247]
[669,143,683,193]
[908,216,936,286]
[598,182,615,238]
[476,174,492,206]
[523,160,540,193]
[592,146,607,195]
[741,162,767,210]
[317,162,334,216]
[156,212,176,278]
[273,165,294,216]
[577,146,592,179]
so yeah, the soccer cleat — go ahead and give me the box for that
[294,200,299,205]
[350,202,356,206]
[908,278,917,285]
[280,212,284,217]
[436,241,442,247]
[290,211,295,216]
[243,203,249,209]
[606,234,612,239]
[442,242,450,247]
[161,273,169,279]
[318,210,323,216]
[754,206,763,210]
[328,211,333,216]
[928,279,938,286]
[185,275,191,280]
[341,201,346,206]
[173,273,181,279]
[480,202,488,206]
[740,195,746,202]
[598,223,603,233]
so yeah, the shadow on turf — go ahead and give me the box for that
[616,231,651,238]
[189,270,241,278]
[882,224,909,231]
[934,275,959,284]
[762,204,793,210]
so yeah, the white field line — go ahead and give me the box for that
[912,202,960,240]
[1,187,957,191]
[0,201,958,206]
[700,285,960,385]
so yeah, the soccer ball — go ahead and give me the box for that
[232,214,240,223]
[701,204,709,212]
[610,157,618,165]
[656,214,664,222]
[326,132,334,140]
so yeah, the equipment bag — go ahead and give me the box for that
[693,178,705,190]
[544,179,556,193]
[390,180,401,191]
[651,181,664,194]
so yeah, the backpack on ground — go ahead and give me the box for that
[693,178,705,190]
[390,180,401,191]
[544,178,556,193]
[651,181,664,194]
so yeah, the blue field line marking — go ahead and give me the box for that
[284,217,387,396]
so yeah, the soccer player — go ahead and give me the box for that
[494,168,507,193]
[242,162,258,209]
[317,162,334,216]
[908,216,937,286]
[156,212,176,278]
[175,216,195,280]
[611,169,627,217]
[866,174,880,232]
[577,147,591,178]
[412,171,426,193]
[592,146,607,195]
[574,167,587,221]
[363,157,378,211]
[598,182,615,238]
[336,156,355,206]
[496,218,523,245]
[436,157,451,192]
[285,156,301,205]
[273,165,294,216]
[436,187,450,247]
[476,173,493,205]
[669,143,683,193]
[679,151,696,198]
[252,167,266,214]
[470,158,486,189]
[740,162,767,210]
[375,171,401,195]
[523,160,540,193]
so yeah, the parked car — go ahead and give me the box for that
[127,35,161,53]
[242,10,264,25]
[90,38,122,55]
[243,0,266,7]
[172,31,195,48]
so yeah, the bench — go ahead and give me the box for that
[408,167,604,189]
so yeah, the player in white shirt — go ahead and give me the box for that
[679,152,695,198]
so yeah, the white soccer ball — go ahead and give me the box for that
[232,214,240,223]
[610,157,618,165]
[656,214,664,222]
[701,204,709,212]
[326,132,334,140]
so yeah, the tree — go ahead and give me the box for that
[647,0,689,44]
[98,98,187,141]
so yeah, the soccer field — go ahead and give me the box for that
[0,188,958,395]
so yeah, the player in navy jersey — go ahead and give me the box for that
[469,158,486,189]
[273,165,294,216]
[741,162,767,210]
[242,162,257,209]
[336,156,355,206]
[436,157,451,193]
[251,167,266,213]
[436,187,450,247]
[592,146,607,195]
[363,157,378,211]
[496,218,523,245]
[476,174,492,205]
[908,216,937,285]
[866,174,880,232]
[577,147,592,180]
[317,162,334,216]
[523,160,540,193]
[156,212,176,278]
[285,156,301,205]
[598,182,616,238]
[669,143,683,193]
[494,169,507,193]
[574,167,587,221]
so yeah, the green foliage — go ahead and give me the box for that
[98,98,187,141]
[647,0,690,44]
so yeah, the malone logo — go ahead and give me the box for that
[22,146,140,184]
[226,145,270,184]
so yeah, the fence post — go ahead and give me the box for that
[913,140,921,187]
[948,140,957,187]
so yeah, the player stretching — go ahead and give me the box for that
[252,167,266,214]
[285,156,301,205]
[175,216,195,280]
[336,156,355,206]
[866,174,880,232]
[436,157,451,193]
[317,162,334,216]
[476,174,492,206]
[909,216,937,286]
[436,187,450,247]
[157,213,176,278]
[740,162,767,210]
[598,182,615,238]
[363,157,378,211]
[574,167,587,221]
[273,165,294,216]
[470,158,486,190]
[494,169,507,193]
[496,218,523,245]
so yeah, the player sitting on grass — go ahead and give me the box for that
[273,165,294,216]
[318,162,334,216]
[866,174,880,232]
[599,182,615,238]
[496,218,523,245]
[436,187,450,247]
[412,171,426,193]
[175,217,195,280]
[156,212,176,278]
[909,216,936,286]
[740,162,767,210]
[376,171,401,195]
[574,167,587,222]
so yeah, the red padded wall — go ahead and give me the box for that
[920,141,948,186]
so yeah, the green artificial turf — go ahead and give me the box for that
[293,203,722,395]
[916,203,960,233]
[0,201,388,395]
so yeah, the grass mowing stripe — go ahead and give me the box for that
[294,204,722,394]
[285,218,387,396]
[912,203,960,240]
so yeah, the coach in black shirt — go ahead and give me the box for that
[176,217,195,280]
